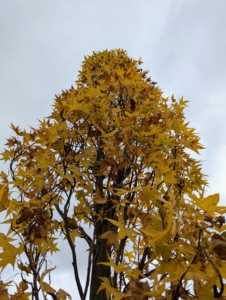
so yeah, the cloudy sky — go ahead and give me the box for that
[0,0,226,298]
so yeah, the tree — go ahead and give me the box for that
[0,49,226,300]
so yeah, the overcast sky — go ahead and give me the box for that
[0,0,226,298]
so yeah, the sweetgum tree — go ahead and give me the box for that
[0,49,226,300]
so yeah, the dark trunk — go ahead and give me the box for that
[89,220,110,300]
[89,140,115,300]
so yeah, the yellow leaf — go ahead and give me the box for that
[61,174,75,185]
[158,135,176,146]
[99,253,127,274]
[69,229,82,244]
[0,242,23,270]
[103,129,118,138]
[0,186,5,201]
[0,233,15,248]
[99,230,119,249]
[98,277,131,300]
[68,166,86,177]
[111,107,121,113]
[33,238,48,256]
[203,193,220,210]
[164,170,177,184]
[130,185,142,193]
[56,288,72,300]
[42,282,56,294]
[40,267,56,298]
[0,185,9,212]
[141,127,157,136]
[140,198,174,243]
[105,218,136,242]
[19,292,32,300]
[0,149,14,162]
[194,193,220,216]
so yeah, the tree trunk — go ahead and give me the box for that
[89,142,113,300]
[89,220,110,300]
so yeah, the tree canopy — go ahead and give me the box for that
[0,49,226,300]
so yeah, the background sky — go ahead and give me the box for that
[0,1,226,298]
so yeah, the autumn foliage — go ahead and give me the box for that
[1,49,226,300]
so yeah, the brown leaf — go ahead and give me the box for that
[67,217,78,230]
[93,193,108,204]
[128,279,150,300]
[16,207,33,224]
[209,234,226,260]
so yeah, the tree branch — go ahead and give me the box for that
[78,226,93,247]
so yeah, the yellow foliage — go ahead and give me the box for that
[0,49,224,299]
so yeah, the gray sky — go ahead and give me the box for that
[0,0,226,298]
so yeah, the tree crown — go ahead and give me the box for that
[0,49,225,300]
